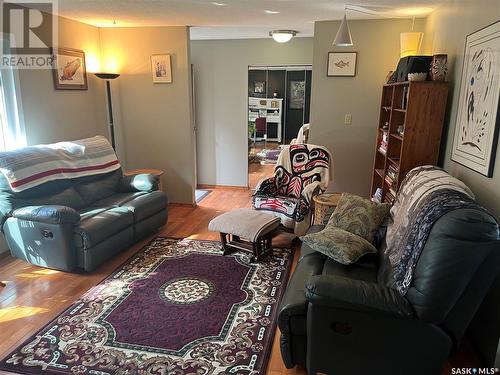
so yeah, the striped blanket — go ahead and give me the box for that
[0,136,121,192]
[385,165,482,295]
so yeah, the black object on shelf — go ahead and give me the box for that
[395,56,432,82]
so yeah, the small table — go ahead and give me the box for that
[208,208,281,262]
[313,193,342,225]
[125,169,164,192]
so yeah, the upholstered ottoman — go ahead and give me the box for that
[208,208,280,262]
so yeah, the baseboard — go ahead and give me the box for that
[0,251,11,261]
[197,184,249,191]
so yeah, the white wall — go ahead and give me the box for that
[309,18,425,197]
[190,38,313,187]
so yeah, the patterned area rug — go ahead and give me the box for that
[0,238,294,375]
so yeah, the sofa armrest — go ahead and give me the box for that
[305,275,414,318]
[120,173,159,192]
[12,205,80,225]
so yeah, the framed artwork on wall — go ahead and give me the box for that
[51,48,88,90]
[451,20,500,177]
[151,54,172,83]
[327,52,357,77]
[254,81,265,93]
[289,80,305,109]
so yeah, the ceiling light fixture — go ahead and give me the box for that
[211,2,226,6]
[269,30,297,43]
[333,7,353,47]
[264,10,280,14]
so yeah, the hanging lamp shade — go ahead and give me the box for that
[400,32,423,57]
[333,13,353,47]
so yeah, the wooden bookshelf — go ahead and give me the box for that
[371,81,448,204]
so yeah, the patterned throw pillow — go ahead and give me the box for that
[301,227,377,265]
[328,193,391,243]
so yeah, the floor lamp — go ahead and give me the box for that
[95,73,120,149]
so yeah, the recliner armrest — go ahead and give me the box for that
[120,173,159,192]
[305,275,414,318]
[12,205,80,225]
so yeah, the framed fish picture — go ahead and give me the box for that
[451,20,500,177]
[327,52,357,77]
[51,48,88,90]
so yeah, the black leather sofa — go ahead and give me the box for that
[0,169,167,272]
[279,208,500,375]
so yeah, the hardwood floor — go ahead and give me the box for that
[0,187,480,375]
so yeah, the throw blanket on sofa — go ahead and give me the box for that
[392,188,485,295]
[0,136,120,192]
[385,165,480,295]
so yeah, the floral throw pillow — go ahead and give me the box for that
[301,227,377,265]
[328,193,391,243]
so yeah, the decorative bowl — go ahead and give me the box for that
[408,72,428,82]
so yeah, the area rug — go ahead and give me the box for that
[0,237,294,375]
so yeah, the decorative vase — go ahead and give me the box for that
[430,54,448,81]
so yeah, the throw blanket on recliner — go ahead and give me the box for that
[385,165,485,295]
[253,144,332,236]
[0,136,120,192]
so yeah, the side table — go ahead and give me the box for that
[124,169,164,192]
[313,193,342,225]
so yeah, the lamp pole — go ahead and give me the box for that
[95,73,120,149]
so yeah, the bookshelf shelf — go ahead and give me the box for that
[370,81,449,204]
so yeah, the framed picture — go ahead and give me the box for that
[327,52,357,77]
[451,20,500,177]
[254,81,265,93]
[289,80,305,109]
[52,48,87,90]
[151,54,172,83]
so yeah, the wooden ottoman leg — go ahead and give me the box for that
[250,241,259,263]
[220,233,232,256]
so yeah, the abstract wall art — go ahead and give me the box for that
[451,21,500,177]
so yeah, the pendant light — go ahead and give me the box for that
[333,8,353,47]
[400,17,423,57]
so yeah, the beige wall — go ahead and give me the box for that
[18,16,107,145]
[191,38,313,187]
[424,0,500,218]
[309,18,425,197]
[422,0,500,366]
[100,26,195,204]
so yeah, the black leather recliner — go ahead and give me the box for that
[278,207,500,375]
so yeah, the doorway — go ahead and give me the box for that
[247,65,312,189]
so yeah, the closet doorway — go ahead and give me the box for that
[247,65,312,189]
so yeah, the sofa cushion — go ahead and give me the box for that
[74,170,122,206]
[90,191,166,222]
[299,225,326,260]
[328,193,390,242]
[302,227,377,265]
[120,191,167,222]
[322,258,377,283]
[74,207,134,249]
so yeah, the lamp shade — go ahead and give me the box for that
[400,32,423,58]
[94,72,120,80]
[333,13,353,47]
[269,30,297,43]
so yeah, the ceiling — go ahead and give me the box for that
[49,0,443,40]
